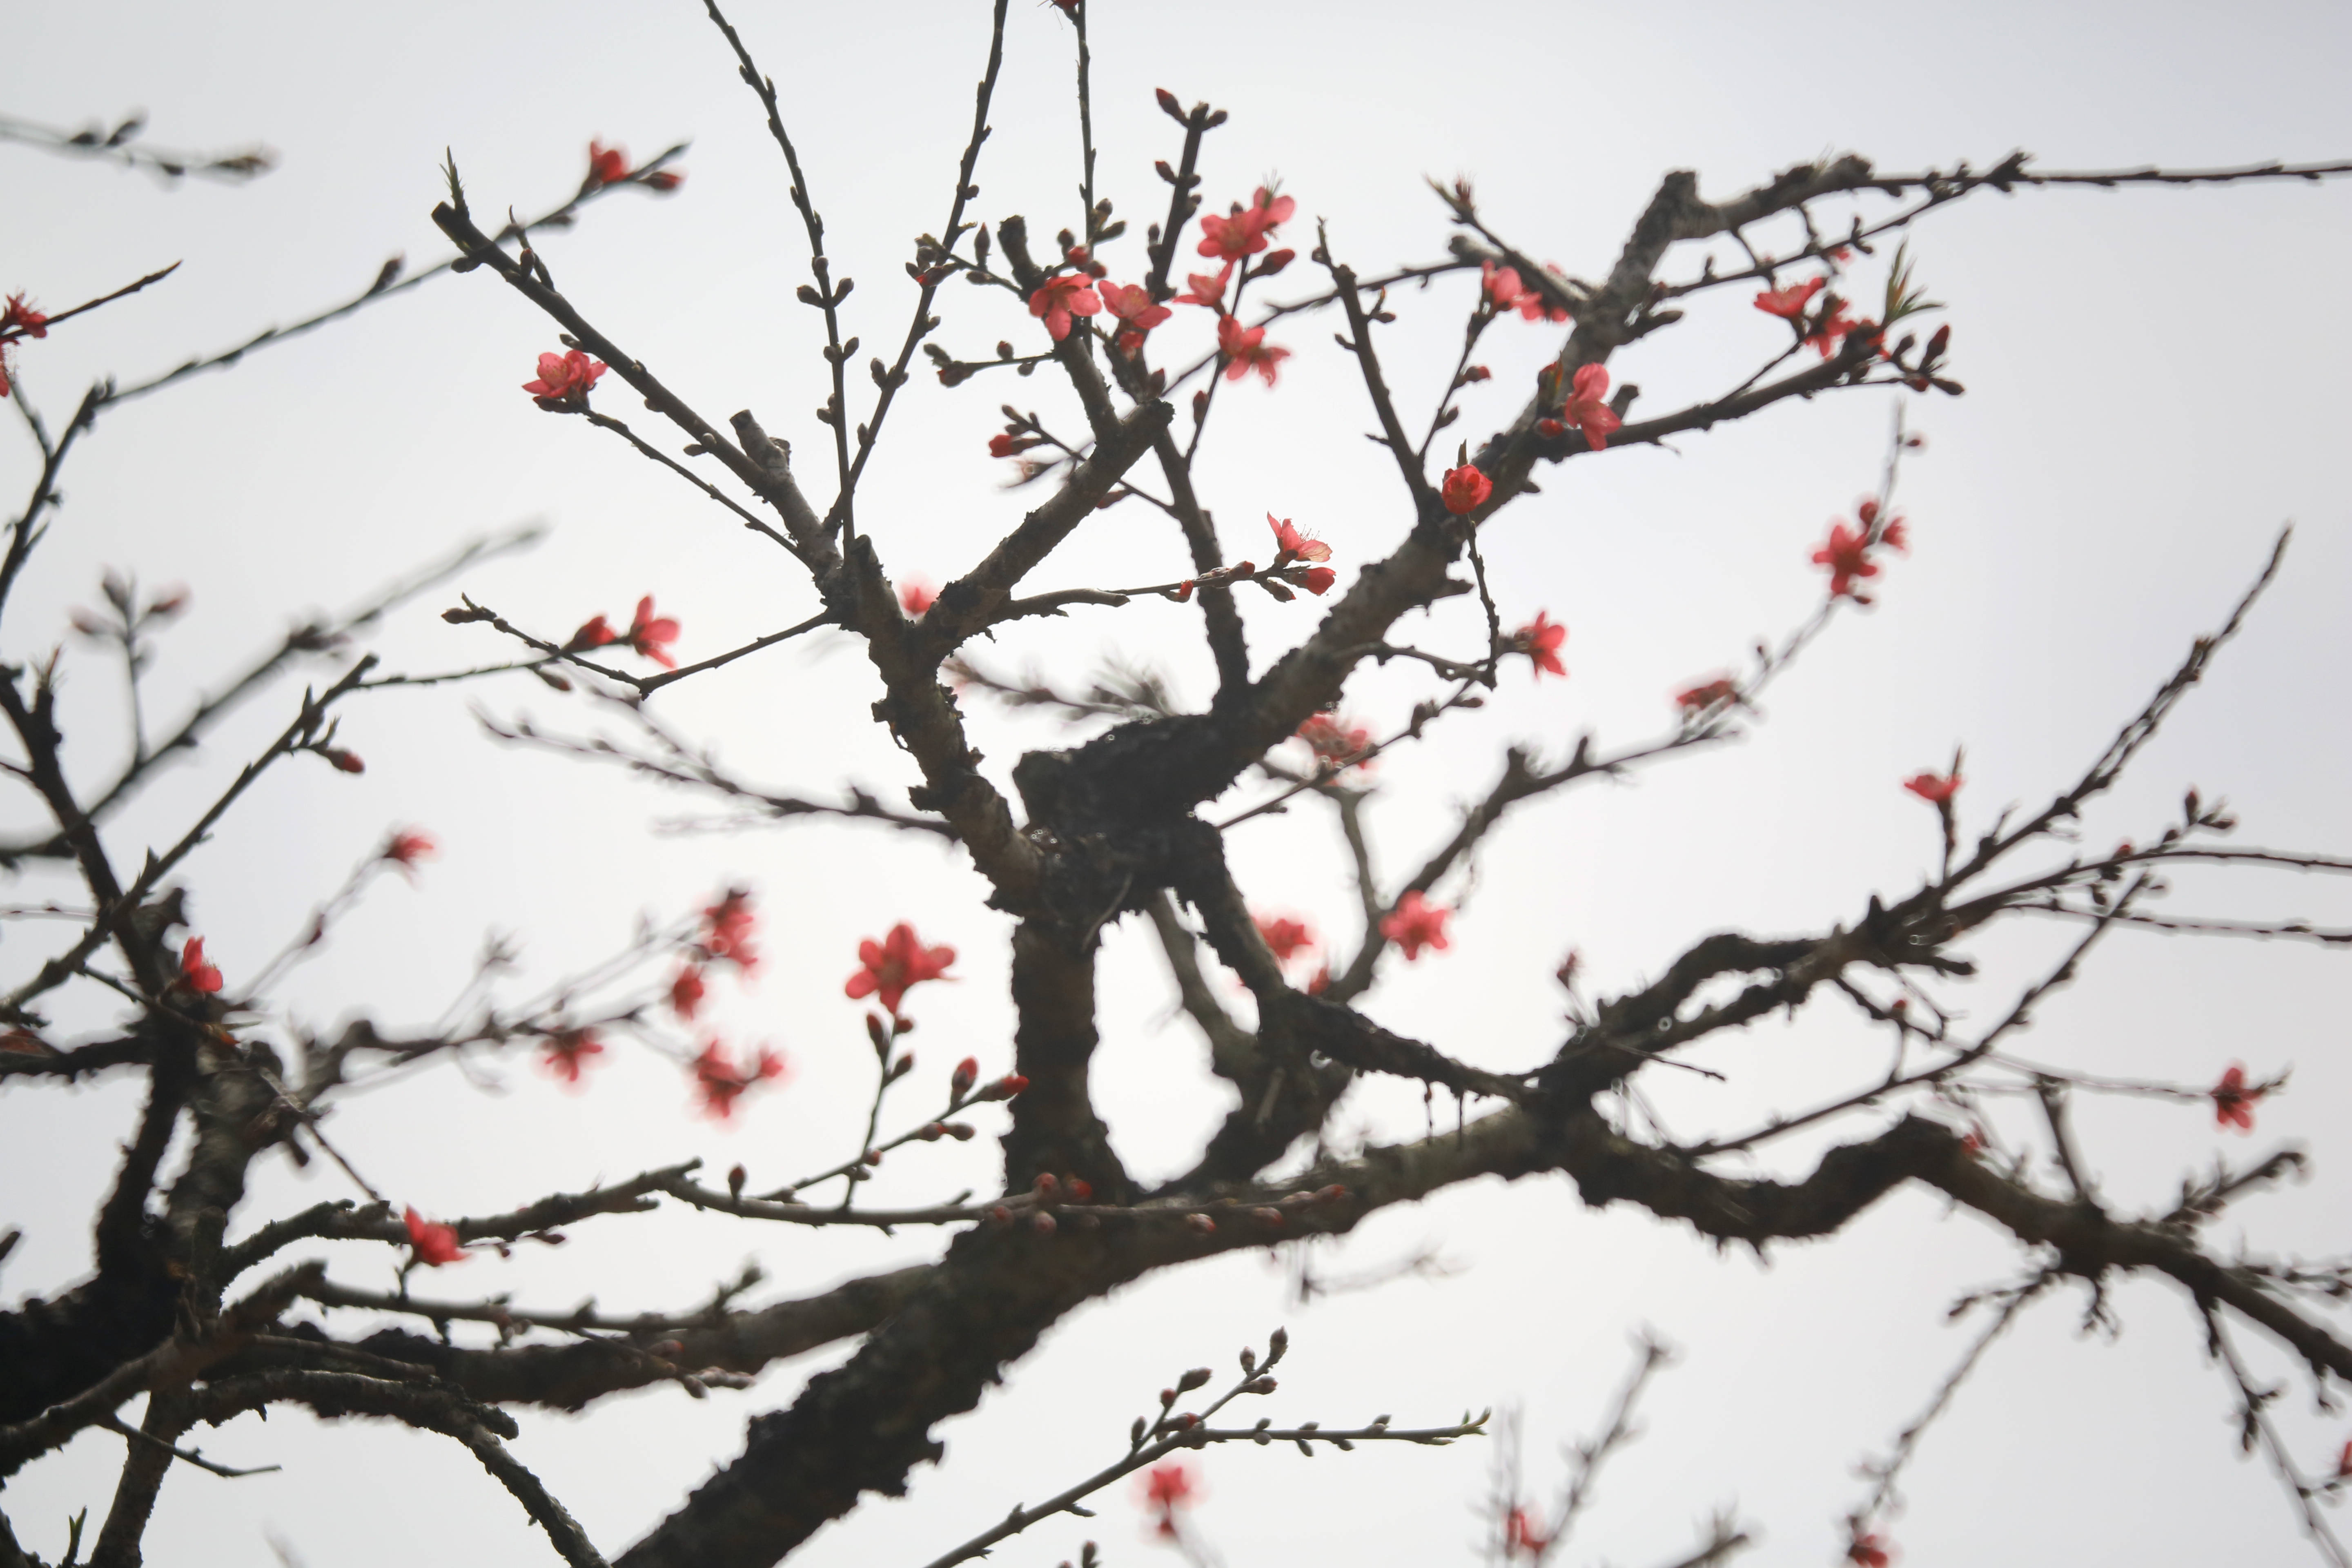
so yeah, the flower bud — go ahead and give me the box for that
[726,1164,746,1199]
[952,1056,979,1097]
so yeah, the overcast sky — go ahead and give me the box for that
[5,2,2352,1566]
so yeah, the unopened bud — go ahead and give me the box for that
[726,1164,746,1198]
[1066,1177,1093,1202]
[325,749,365,774]
[952,1056,979,1097]
[864,1012,891,1054]
[1031,1211,1058,1234]
[1034,1172,1059,1197]
[977,1073,1029,1102]
[1176,1367,1212,1392]
[1185,1213,1216,1234]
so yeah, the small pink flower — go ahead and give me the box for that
[1176,262,1233,312]
[522,349,608,402]
[1100,282,1172,352]
[1196,187,1296,259]
[1267,515,1330,564]
[625,596,680,668]
[1379,891,1452,961]
[2210,1064,2262,1133]
[1754,276,1826,319]
[1512,612,1566,678]
[586,140,630,186]
[179,938,224,995]
[1254,913,1317,964]
[900,579,938,616]
[1903,770,1962,805]
[540,1028,605,1085]
[1441,464,1493,516]
[692,1040,786,1120]
[383,830,437,871]
[1217,316,1289,386]
[1028,274,1102,342]
[403,1206,467,1267]
[846,922,957,1016]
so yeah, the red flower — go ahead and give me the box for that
[383,830,437,872]
[1481,262,1568,323]
[586,140,630,186]
[540,1028,606,1085]
[566,613,617,651]
[1441,464,1493,516]
[2211,1063,2262,1133]
[1903,769,1962,804]
[522,349,608,402]
[1379,891,1452,961]
[846,922,958,1016]
[1811,521,1880,600]
[1100,282,1172,352]
[1505,1507,1550,1559]
[1141,1461,1198,1538]
[1754,276,1826,319]
[180,937,224,995]
[1254,913,1316,964]
[900,579,938,616]
[1028,274,1102,342]
[1297,565,1337,595]
[1297,713,1372,770]
[403,1206,466,1267]
[1805,302,1879,359]
[1512,612,1567,678]
[1482,261,1526,312]
[670,964,707,1020]
[702,889,760,972]
[692,1040,786,1120]
[1555,363,1621,451]
[2,294,49,340]
[1217,316,1290,385]
[1197,187,1296,259]
[1176,262,1232,311]
[625,596,680,668]
[1675,677,1739,714]
[1267,514,1330,564]
[0,294,45,402]
[1846,1530,1892,1568]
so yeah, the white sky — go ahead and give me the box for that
[5,2,2352,1565]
